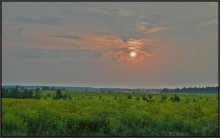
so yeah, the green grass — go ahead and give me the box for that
[2,92,218,136]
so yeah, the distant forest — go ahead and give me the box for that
[160,86,218,94]
[1,85,218,98]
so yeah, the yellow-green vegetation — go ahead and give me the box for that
[2,92,218,136]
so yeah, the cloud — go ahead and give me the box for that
[115,8,135,17]
[197,19,218,26]
[52,32,155,62]
[87,8,108,14]
[103,37,155,62]
[126,38,145,50]
[14,16,64,25]
[135,22,148,32]
[63,49,102,58]
[14,27,25,38]
[135,22,166,34]
[3,26,25,40]
[87,7,135,18]
[55,34,81,39]
[145,27,166,33]
[6,24,156,62]
[115,48,153,63]
[7,48,102,60]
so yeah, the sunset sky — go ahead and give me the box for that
[2,2,218,88]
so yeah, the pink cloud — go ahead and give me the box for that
[135,22,166,34]
[53,32,156,62]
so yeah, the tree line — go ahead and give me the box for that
[161,86,218,93]
[1,86,218,99]
[1,87,70,100]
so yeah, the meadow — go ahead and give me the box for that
[2,91,219,136]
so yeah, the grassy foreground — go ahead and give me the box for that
[2,92,218,136]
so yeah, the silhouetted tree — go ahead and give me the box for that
[55,89,62,99]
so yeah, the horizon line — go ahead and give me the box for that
[2,84,218,90]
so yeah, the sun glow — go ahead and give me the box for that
[130,51,137,57]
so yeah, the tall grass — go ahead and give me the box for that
[2,92,218,136]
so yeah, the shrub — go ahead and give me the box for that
[160,94,167,102]
[54,89,62,99]
[170,94,180,102]
[173,94,180,102]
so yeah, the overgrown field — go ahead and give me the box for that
[2,92,218,136]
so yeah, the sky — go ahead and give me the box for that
[2,2,218,88]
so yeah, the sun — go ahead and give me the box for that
[130,51,137,57]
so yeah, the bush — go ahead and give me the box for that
[170,94,180,102]
[54,89,62,99]
[173,94,180,102]
[160,94,167,102]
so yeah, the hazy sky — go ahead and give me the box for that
[2,2,218,88]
